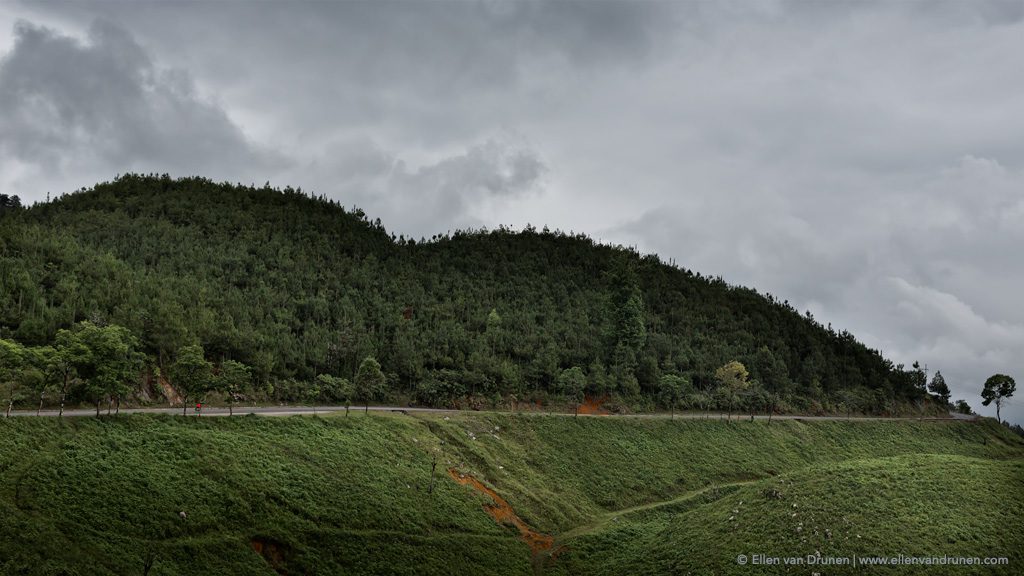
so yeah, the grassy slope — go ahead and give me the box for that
[553,454,1024,575]
[0,414,525,576]
[0,414,1021,575]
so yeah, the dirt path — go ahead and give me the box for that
[553,478,761,544]
[526,477,764,574]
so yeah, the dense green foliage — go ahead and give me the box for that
[0,414,1020,575]
[1,175,941,412]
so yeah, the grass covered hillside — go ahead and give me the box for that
[2,175,939,415]
[551,454,1024,576]
[0,413,1021,575]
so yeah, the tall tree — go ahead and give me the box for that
[658,374,688,420]
[715,361,750,421]
[354,356,385,414]
[928,371,951,406]
[170,345,212,416]
[557,366,586,419]
[217,360,251,416]
[52,328,92,418]
[75,323,141,416]
[981,374,1016,424]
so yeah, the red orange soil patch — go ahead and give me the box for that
[448,469,554,554]
[577,394,609,415]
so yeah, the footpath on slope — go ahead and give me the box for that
[447,465,764,575]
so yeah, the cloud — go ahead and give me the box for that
[12,1,676,152]
[0,19,282,194]
[297,137,546,237]
[884,278,1024,356]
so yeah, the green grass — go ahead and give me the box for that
[551,454,1024,575]
[0,413,1021,575]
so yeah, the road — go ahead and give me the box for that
[4,404,975,421]
[4,405,457,418]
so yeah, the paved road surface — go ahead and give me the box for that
[5,405,456,418]
[4,404,974,421]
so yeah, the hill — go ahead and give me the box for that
[1,174,934,413]
[0,414,1021,575]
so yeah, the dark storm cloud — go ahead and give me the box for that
[16,1,676,147]
[0,19,282,186]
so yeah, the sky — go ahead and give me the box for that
[0,1,1021,424]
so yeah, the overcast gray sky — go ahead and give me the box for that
[1,1,1021,424]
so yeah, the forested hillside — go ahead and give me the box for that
[0,175,937,413]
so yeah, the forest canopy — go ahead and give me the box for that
[0,175,939,414]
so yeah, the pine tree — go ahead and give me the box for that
[927,371,951,406]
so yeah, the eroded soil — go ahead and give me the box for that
[448,468,555,555]
[577,394,609,415]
